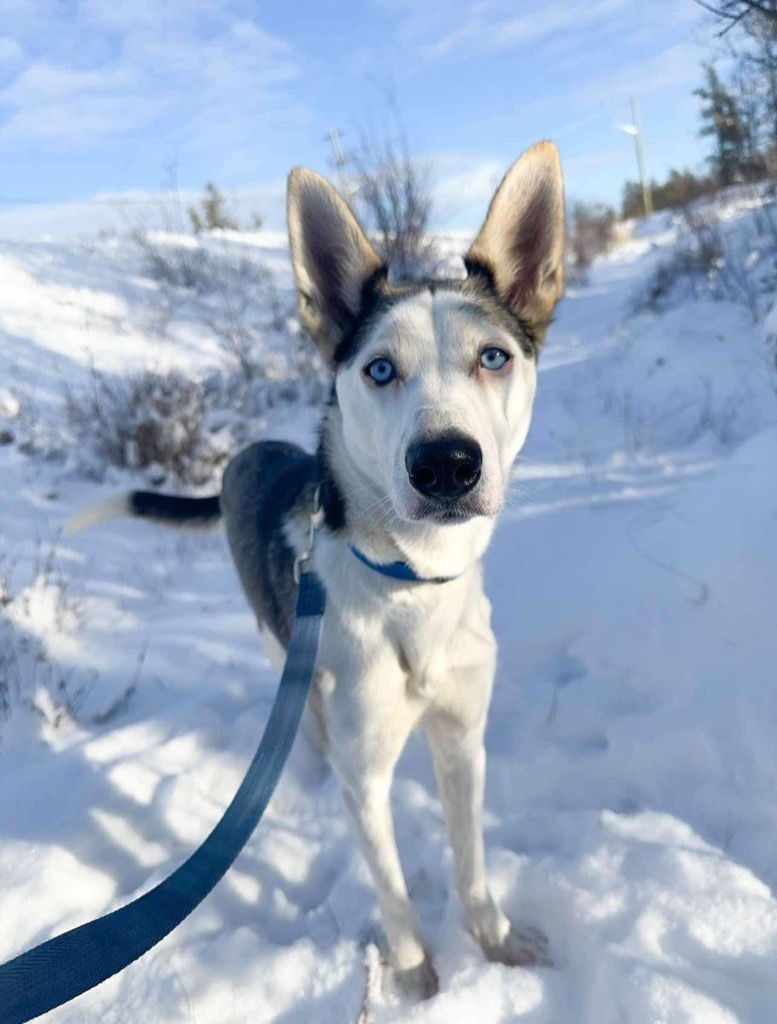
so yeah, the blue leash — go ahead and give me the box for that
[0,568,326,1024]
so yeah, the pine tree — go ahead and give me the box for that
[695,63,748,186]
[734,0,777,154]
[187,183,239,234]
[698,2,777,158]
[731,67,768,178]
[201,183,239,232]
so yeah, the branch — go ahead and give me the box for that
[695,0,777,32]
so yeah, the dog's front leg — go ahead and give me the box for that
[337,771,438,998]
[426,714,551,968]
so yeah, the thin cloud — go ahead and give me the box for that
[0,36,23,67]
[431,151,505,225]
[0,4,307,165]
[379,0,633,62]
[571,42,706,109]
[0,64,164,143]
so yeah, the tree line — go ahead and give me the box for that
[621,1,777,218]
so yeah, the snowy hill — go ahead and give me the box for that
[0,205,776,1023]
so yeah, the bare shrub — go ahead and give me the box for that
[637,205,766,318]
[752,185,777,242]
[194,253,291,380]
[0,617,78,729]
[65,368,227,486]
[63,352,328,485]
[134,232,211,292]
[0,539,142,730]
[13,391,47,456]
[691,380,753,446]
[715,237,762,320]
[204,330,329,445]
[636,208,725,311]
[77,235,328,483]
[0,540,82,726]
[683,207,727,262]
[567,202,617,283]
[347,129,438,283]
[134,234,298,380]
[639,258,684,310]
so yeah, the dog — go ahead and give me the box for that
[73,141,564,1000]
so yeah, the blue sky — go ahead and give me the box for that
[0,0,721,236]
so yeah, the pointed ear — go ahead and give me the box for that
[287,168,385,363]
[465,141,564,346]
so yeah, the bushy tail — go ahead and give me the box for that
[67,491,222,534]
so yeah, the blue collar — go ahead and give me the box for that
[349,545,460,584]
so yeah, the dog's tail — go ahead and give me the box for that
[67,490,222,534]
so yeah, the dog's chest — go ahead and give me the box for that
[387,593,460,698]
[329,570,495,710]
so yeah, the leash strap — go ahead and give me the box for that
[0,569,326,1024]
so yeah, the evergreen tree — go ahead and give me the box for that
[695,63,748,186]
[731,67,768,177]
[187,183,239,234]
[699,1,777,158]
[733,0,777,155]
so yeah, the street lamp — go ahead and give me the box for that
[617,94,653,218]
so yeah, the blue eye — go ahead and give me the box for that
[365,358,397,386]
[480,347,510,372]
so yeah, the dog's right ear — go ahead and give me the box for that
[287,168,385,363]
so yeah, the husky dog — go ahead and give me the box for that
[75,141,564,999]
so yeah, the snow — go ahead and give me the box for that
[1,202,776,1023]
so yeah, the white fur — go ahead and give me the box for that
[281,147,563,994]
[310,528,504,975]
[335,291,536,575]
[282,292,547,988]
[65,494,131,534]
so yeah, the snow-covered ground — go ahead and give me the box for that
[0,202,776,1023]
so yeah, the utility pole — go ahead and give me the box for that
[630,94,653,218]
[617,96,653,218]
[326,128,352,200]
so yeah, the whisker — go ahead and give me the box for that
[372,500,399,531]
[357,495,395,530]
[506,481,539,503]
[339,480,382,502]
[362,495,393,523]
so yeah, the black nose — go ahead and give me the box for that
[405,433,482,499]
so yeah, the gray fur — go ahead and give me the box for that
[220,441,316,647]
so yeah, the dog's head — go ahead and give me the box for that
[287,142,564,527]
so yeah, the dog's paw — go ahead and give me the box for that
[481,922,552,968]
[392,953,439,1001]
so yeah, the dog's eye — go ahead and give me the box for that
[480,347,510,372]
[365,358,397,386]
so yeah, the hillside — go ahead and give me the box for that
[0,203,776,1023]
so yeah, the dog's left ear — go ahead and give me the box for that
[465,141,564,346]
[287,168,385,363]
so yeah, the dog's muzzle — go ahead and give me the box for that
[405,432,482,500]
